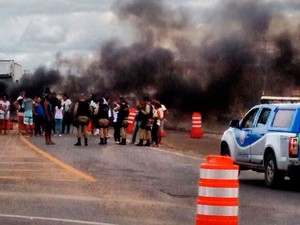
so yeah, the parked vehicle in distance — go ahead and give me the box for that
[220,96,300,188]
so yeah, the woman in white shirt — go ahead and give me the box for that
[0,94,10,135]
[61,94,72,134]
[54,103,64,136]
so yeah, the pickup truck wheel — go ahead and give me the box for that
[220,144,240,175]
[265,154,284,188]
[220,143,230,156]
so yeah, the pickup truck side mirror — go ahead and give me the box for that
[229,120,240,128]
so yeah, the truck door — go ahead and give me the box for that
[235,107,259,162]
[249,107,271,164]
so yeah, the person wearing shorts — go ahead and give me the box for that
[13,91,25,135]
[43,94,55,145]
[0,94,10,135]
[95,97,110,145]
[73,93,91,146]
[22,93,34,137]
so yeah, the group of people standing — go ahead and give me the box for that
[11,90,73,145]
[0,90,167,148]
[72,94,167,148]
[131,96,167,147]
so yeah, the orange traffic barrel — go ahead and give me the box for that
[127,108,137,133]
[7,120,13,130]
[87,119,93,133]
[0,120,13,130]
[160,129,166,137]
[190,112,203,138]
[196,155,239,225]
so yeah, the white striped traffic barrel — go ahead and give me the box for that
[191,112,203,138]
[196,155,239,225]
[127,108,137,133]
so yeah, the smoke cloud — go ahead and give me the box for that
[1,0,300,120]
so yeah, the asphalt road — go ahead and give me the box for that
[0,131,200,225]
[0,129,300,225]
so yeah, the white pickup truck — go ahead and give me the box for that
[221,96,300,188]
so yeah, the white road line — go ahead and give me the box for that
[147,146,206,162]
[0,214,119,225]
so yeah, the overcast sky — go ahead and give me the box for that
[0,0,298,72]
[0,0,216,72]
[0,0,125,71]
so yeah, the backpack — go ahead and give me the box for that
[98,103,110,119]
[101,103,110,113]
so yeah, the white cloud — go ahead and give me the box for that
[0,0,237,71]
[0,0,123,71]
[0,0,298,72]
[21,17,67,44]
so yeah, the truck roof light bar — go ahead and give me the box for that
[260,96,300,104]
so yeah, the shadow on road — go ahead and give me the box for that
[240,178,300,192]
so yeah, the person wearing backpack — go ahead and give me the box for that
[135,96,153,147]
[95,97,110,145]
[73,93,92,146]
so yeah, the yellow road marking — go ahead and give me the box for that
[20,135,96,182]
[0,162,53,164]
[0,176,83,182]
[0,176,22,180]
[0,169,68,172]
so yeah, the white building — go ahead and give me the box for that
[0,60,23,82]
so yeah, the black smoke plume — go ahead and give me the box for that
[0,67,62,104]
[2,0,300,120]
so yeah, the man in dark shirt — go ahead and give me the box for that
[43,94,55,145]
[73,93,92,146]
[114,97,129,145]
[96,97,110,145]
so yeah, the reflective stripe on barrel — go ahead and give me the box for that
[197,205,238,216]
[199,186,239,198]
[191,112,203,138]
[196,155,239,225]
[200,169,239,180]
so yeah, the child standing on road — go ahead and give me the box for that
[54,103,63,136]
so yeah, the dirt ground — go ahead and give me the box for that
[126,118,226,158]
[157,130,222,158]
[153,116,228,158]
